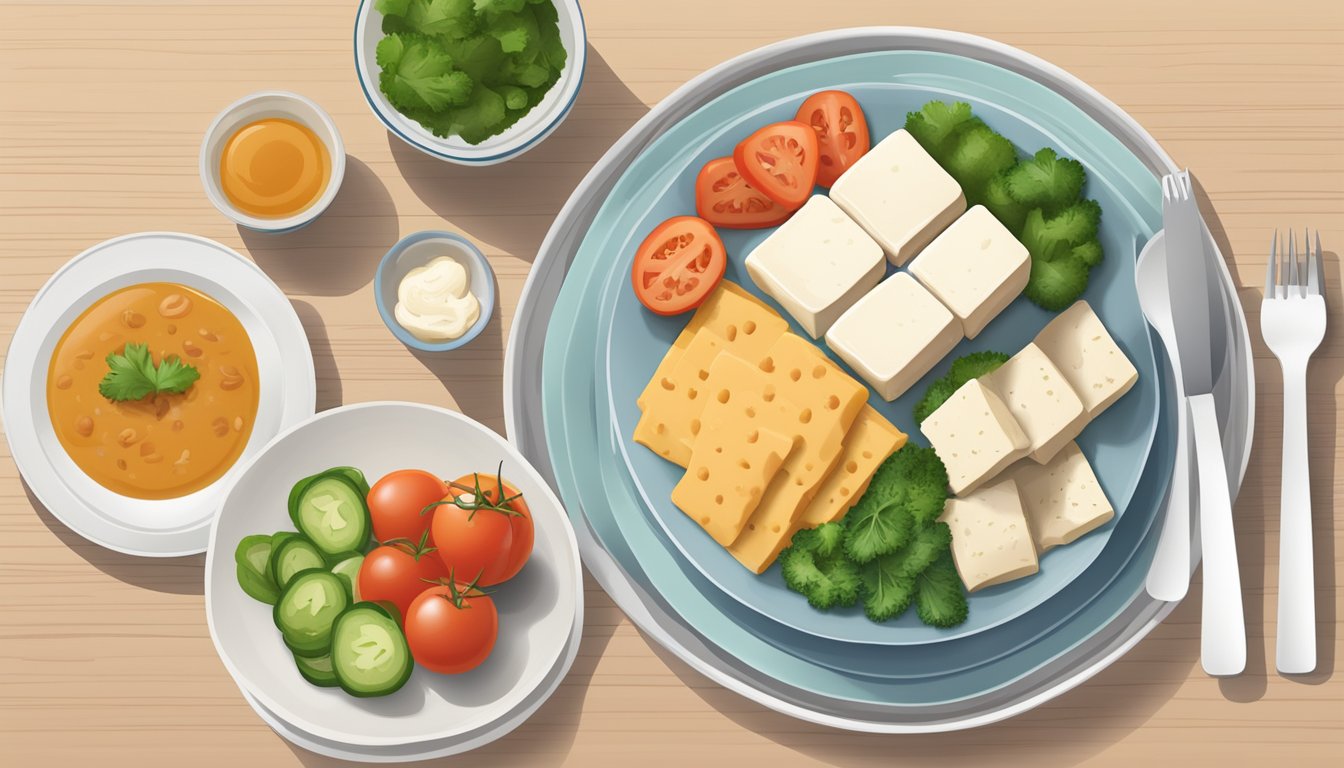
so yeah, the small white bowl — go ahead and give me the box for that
[353,0,587,165]
[375,231,496,352]
[200,91,347,233]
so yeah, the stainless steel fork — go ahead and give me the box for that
[1260,229,1327,674]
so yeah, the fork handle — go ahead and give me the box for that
[1190,393,1246,676]
[1276,361,1316,674]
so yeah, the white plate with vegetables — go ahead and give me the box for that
[205,401,583,746]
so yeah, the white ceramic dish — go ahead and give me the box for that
[199,91,347,232]
[1,232,316,557]
[353,0,587,165]
[504,28,1254,731]
[373,231,496,352]
[205,402,583,747]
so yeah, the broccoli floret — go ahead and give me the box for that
[860,556,916,622]
[842,445,949,562]
[1020,202,1104,310]
[780,522,861,610]
[915,551,969,628]
[943,123,1018,207]
[904,101,981,164]
[983,171,1029,233]
[913,351,1010,424]
[1003,148,1087,214]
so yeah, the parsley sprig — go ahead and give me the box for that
[97,342,200,402]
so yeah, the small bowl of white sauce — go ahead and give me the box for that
[374,231,495,352]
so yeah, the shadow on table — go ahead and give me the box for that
[241,157,400,297]
[26,480,205,595]
[281,571,618,767]
[290,299,344,412]
[389,44,649,265]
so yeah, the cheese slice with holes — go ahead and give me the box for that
[1005,442,1114,552]
[796,405,907,529]
[921,378,1030,495]
[938,477,1039,592]
[672,388,798,547]
[633,330,733,467]
[637,281,788,411]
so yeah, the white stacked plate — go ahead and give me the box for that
[504,28,1254,731]
[204,403,585,761]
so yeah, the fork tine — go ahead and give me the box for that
[1288,229,1299,297]
[1308,229,1322,296]
[1266,229,1279,298]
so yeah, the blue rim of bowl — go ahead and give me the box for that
[352,0,588,165]
[374,231,496,352]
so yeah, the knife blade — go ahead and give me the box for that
[1162,170,1222,395]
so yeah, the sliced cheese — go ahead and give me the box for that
[906,205,1030,339]
[939,477,1039,592]
[1005,441,1114,552]
[637,280,788,411]
[1032,300,1138,418]
[921,378,1030,495]
[982,342,1087,464]
[796,405,907,529]
[825,272,962,401]
[751,333,869,430]
[633,330,733,466]
[743,195,885,338]
[673,390,797,546]
[829,129,966,265]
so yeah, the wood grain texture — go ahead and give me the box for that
[1,0,1341,765]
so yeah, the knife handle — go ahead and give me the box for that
[1190,393,1246,676]
[1146,393,1191,601]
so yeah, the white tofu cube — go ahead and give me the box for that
[939,477,1038,592]
[744,195,885,338]
[829,129,966,266]
[824,272,962,401]
[1005,442,1114,552]
[921,378,1030,495]
[982,342,1087,464]
[1032,300,1139,418]
[907,205,1030,338]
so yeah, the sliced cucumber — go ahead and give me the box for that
[273,570,349,658]
[293,652,339,687]
[234,534,279,604]
[236,563,280,604]
[331,602,413,698]
[329,466,371,496]
[329,554,364,602]
[270,536,326,591]
[289,473,371,557]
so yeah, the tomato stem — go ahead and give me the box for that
[421,462,525,521]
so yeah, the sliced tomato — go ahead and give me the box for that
[796,90,870,188]
[731,120,819,210]
[630,216,727,316]
[694,157,791,229]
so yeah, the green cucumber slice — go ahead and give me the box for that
[236,563,280,604]
[293,652,339,687]
[273,570,349,658]
[270,536,326,590]
[329,554,364,602]
[234,534,279,604]
[289,474,371,557]
[331,602,413,697]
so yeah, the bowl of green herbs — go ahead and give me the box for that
[355,0,586,165]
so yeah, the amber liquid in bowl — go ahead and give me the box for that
[47,283,261,500]
[219,117,330,219]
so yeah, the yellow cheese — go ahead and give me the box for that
[797,405,907,529]
[727,335,866,573]
[637,280,788,411]
[672,388,798,546]
[632,330,733,467]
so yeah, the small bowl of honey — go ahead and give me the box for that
[200,91,346,233]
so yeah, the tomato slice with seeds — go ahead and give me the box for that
[630,216,727,316]
[731,120,819,210]
[694,157,792,230]
[796,90,871,188]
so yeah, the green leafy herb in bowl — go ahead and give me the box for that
[373,0,568,145]
[98,342,200,401]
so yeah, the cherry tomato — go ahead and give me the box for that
[630,216,726,316]
[732,120,819,210]
[358,539,449,621]
[366,469,448,543]
[694,157,792,230]
[404,582,498,674]
[448,472,533,583]
[795,90,870,188]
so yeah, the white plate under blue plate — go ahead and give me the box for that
[1,232,315,557]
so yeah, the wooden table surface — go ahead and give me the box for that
[1,1,1341,765]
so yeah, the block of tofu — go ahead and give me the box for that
[1032,300,1139,418]
[673,388,797,547]
[824,273,962,401]
[829,129,967,265]
[921,378,1030,495]
[982,343,1087,464]
[907,205,1030,339]
[939,478,1039,592]
[744,195,885,338]
[638,280,789,411]
[795,405,907,529]
[1006,442,1114,552]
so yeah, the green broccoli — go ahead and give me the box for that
[376,34,473,112]
[779,522,862,610]
[858,523,952,622]
[913,350,1010,424]
[1019,202,1104,311]
[1003,148,1087,215]
[842,445,949,563]
[904,101,981,164]
[983,171,1029,233]
[943,123,1018,207]
[915,551,969,628]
